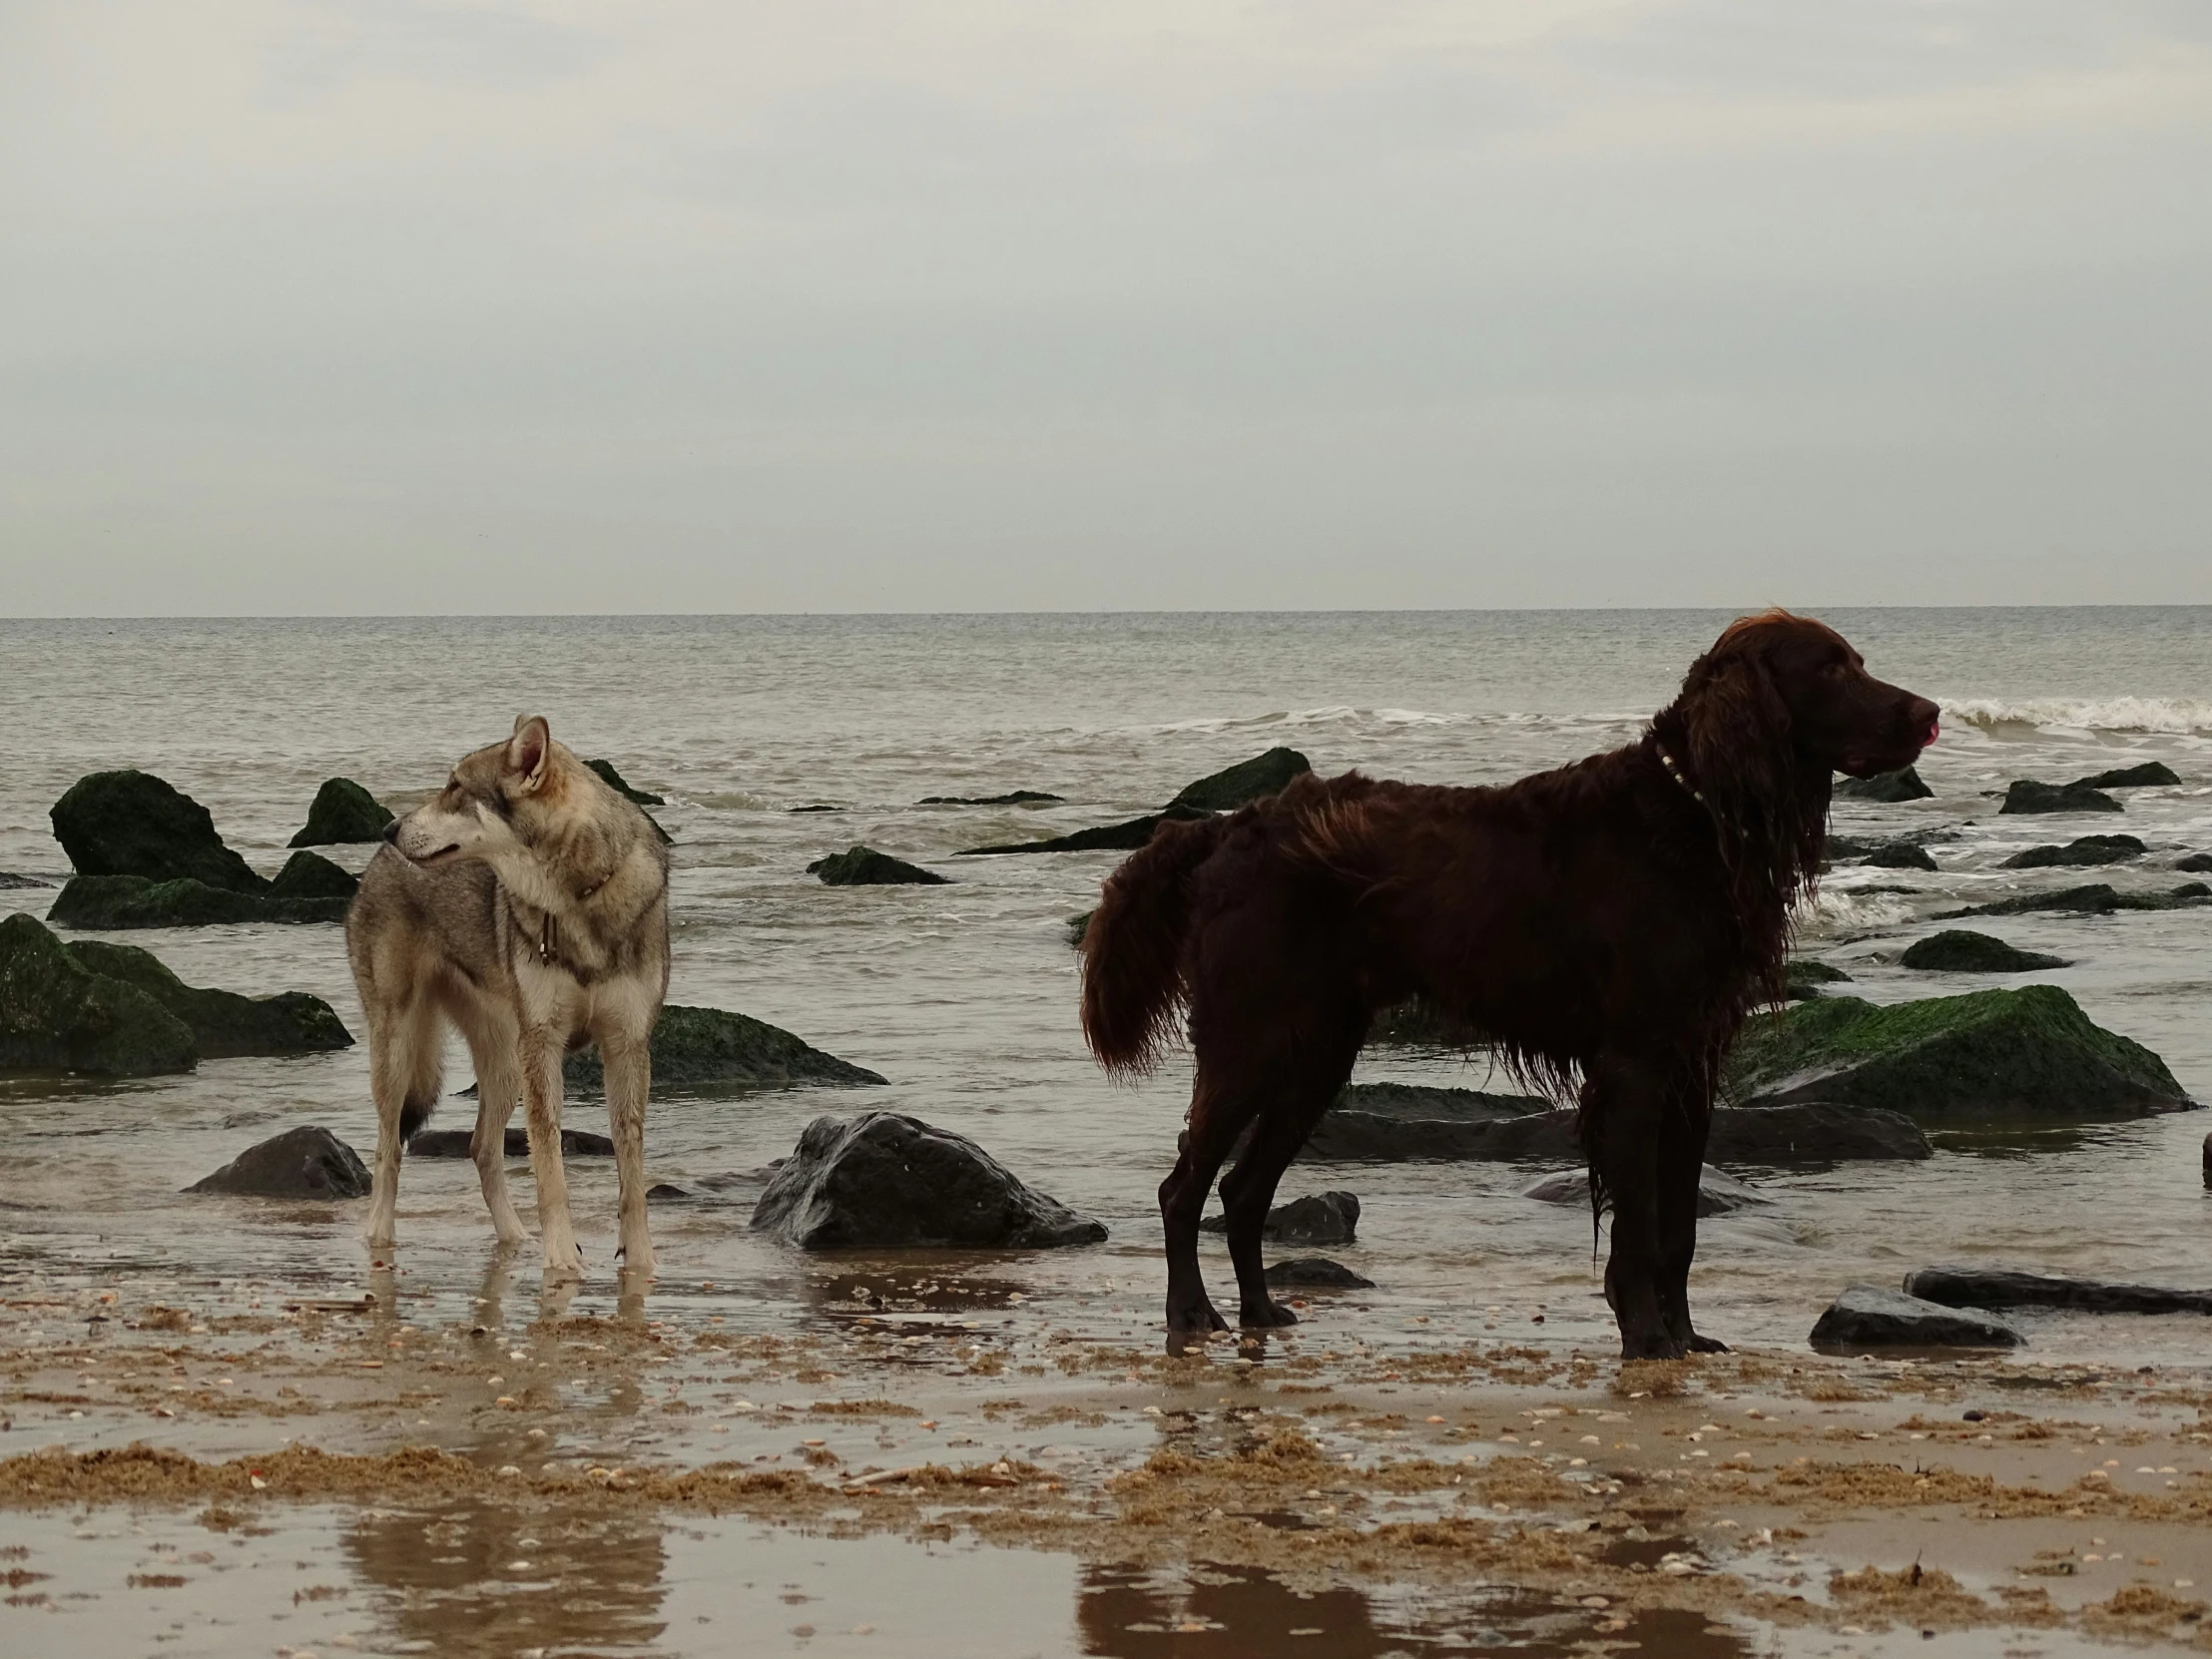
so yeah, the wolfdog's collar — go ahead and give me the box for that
[531,872,613,969]
[1652,742,1708,807]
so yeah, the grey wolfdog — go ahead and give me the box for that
[345,716,671,1281]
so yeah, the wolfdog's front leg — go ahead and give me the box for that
[601,1031,655,1281]
[520,1030,583,1280]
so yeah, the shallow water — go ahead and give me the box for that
[3,609,2211,1364]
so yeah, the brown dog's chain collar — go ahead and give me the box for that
[1652,742,1707,806]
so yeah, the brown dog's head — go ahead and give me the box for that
[1678,611,1937,793]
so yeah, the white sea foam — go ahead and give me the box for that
[1940,696,2212,736]
[1795,887,1914,933]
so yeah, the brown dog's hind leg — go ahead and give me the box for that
[1657,1094,1726,1353]
[1160,1067,1260,1342]
[1218,1019,1363,1329]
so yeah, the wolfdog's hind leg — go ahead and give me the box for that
[600,1029,655,1281]
[365,1000,440,1254]
[467,1043,530,1246]
[521,1034,583,1280]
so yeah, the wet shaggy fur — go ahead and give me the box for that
[1080,612,1939,1358]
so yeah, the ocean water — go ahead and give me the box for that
[2,609,2210,1362]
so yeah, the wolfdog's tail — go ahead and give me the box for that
[1079,814,1231,1073]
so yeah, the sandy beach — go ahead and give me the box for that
[10,1255,2212,1657]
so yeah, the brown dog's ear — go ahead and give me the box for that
[1683,652,1791,818]
[507,716,552,792]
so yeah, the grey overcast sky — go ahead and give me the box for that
[3,2,2208,615]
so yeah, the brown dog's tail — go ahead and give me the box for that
[1080,814,1230,1073]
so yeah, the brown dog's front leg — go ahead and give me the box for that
[1586,1055,1678,1361]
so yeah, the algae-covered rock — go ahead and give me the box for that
[0,871,53,889]
[186,1127,370,1199]
[1899,931,2067,973]
[269,850,359,901]
[587,758,664,807]
[808,845,950,886]
[1937,882,2211,920]
[1725,985,2192,1120]
[63,939,351,1058]
[0,912,198,1077]
[960,807,1211,856]
[287,778,393,846]
[47,873,349,928]
[564,1003,886,1093]
[2000,780,2122,815]
[2001,834,2144,869]
[1834,767,1932,803]
[50,770,266,893]
[1785,960,1853,1001]
[1171,747,1313,812]
[752,1112,1107,1250]
[2180,852,2212,873]
[2070,762,2179,791]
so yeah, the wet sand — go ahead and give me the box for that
[9,1260,2212,1656]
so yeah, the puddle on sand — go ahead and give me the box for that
[0,1500,1754,1659]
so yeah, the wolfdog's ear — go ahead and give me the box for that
[507,716,552,792]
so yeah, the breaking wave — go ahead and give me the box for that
[1794,886,1913,933]
[1941,696,2212,736]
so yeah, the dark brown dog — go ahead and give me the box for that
[1080,611,1937,1359]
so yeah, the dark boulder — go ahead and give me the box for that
[1937,882,2211,920]
[1523,1164,1764,1217]
[1170,747,1312,812]
[1725,985,2194,1120]
[1265,1257,1375,1290]
[2070,762,2179,791]
[564,1003,886,1093]
[586,761,671,842]
[1835,767,1932,803]
[1902,1265,2212,1317]
[1810,1286,2022,1351]
[63,939,351,1058]
[2176,852,2212,873]
[1785,960,1853,1001]
[808,845,950,886]
[587,759,664,806]
[0,871,53,889]
[287,778,393,846]
[2001,834,2144,869]
[1899,930,2068,973]
[269,849,360,901]
[1201,1190,1359,1245]
[0,912,198,1077]
[186,1126,370,1199]
[406,1127,614,1158]
[1999,780,2122,816]
[1303,1084,1564,1161]
[790,804,844,814]
[1065,910,1093,947]
[960,806,1213,856]
[47,873,350,928]
[751,1112,1107,1250]
[919,791,1063,806]
[50,770,266,892]
[1864,841,1937,871]
[1706,1103,1931,1162]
